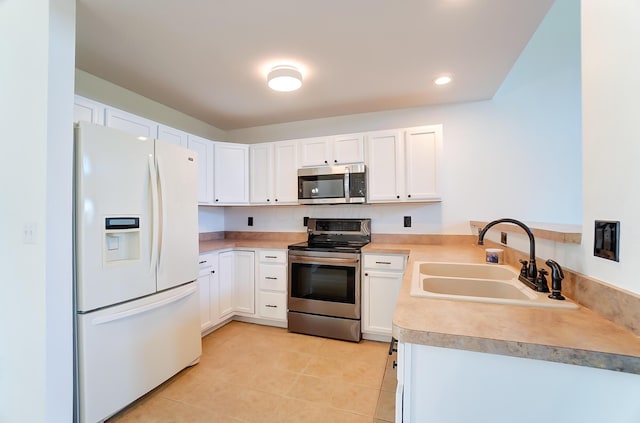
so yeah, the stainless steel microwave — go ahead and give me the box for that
[297,164,367,205]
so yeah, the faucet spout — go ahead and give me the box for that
[478,218,540,291]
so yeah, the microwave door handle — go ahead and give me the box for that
[344,170,350,202]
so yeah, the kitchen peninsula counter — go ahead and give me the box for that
[364,241,640,375]
[198,233,640,374]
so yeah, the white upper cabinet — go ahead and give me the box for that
[249,143,273,205]
[105,107,157,138]
[249,140,298,205]
[404,126,441,201]
[299,137,331,167]
[332,133,365,164]
[366,130,404,202]
[74,95,105,125]
[366,125,442,203]
[157,124,189,147]
[214,142,249,205]
[188,135,215,205]
[299,134,364,167]
[273,140,298,204]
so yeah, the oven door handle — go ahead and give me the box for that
[290,256,360,265]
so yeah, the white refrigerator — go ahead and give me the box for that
[74,122,201,422]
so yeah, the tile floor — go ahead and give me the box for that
[108,321,397,423]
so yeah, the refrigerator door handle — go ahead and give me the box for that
[156,154,165,269]
[149,154,159,272]
[91,283,197,325]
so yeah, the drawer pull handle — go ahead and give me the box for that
[265,255,278,259]
[265,304,278,308]
[265,277,278,280]
[199,260,207,264]
[376,261,392,265]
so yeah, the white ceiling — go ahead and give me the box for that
[76,0,554,130]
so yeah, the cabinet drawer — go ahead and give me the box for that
[259,250,286,263]
[258,292,287,320]
[258,264,287,291]
[363,254,406,271]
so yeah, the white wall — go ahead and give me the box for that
[198,206,225,232]
[75,69,228,142]
[581,1,640,294]
[0,0,75,422]
[225,0,582,235]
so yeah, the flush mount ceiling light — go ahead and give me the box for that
[434,75,453,85]
[267,65,302,92]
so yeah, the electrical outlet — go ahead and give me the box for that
[247,217,254,226]
[594,220,619,261]
[303,216,309,226]
[404,216,411,228]
[501,232,508,245]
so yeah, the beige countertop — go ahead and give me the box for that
[369,242,640,375]
[200,239,293,252]
[199,236,640,374]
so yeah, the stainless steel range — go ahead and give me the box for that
[288,218,371,342]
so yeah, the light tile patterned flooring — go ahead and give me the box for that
[108,321,397,423]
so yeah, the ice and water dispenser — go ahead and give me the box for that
[104,217,141,263]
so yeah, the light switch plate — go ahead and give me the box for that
[594,220,619,261]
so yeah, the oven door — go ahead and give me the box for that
[288,251,360,319]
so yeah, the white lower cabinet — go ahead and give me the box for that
[256,250,287,323]
[198,252,219,332]
[200,249,286,335]
[398,342,640,422]
[233,250,256,315]
[219,250,255,317]
[218,252,233,319]
[362,253,407,340]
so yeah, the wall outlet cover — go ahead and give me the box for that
[404,216,411,228]
[594,220,619,261]
[303,216,309,227]
[500,232,508,245]
[247,216,254,227]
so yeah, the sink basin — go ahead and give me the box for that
[422,277,535,301]
[411,262,578,309]
[418,262,517,280]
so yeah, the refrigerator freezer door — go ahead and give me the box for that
[75,123,156,312]
[155,140,199,291]
[77,282,201,423]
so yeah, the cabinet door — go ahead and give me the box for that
[105,107,157,138]
[188,135,215,205]
[208,256,220,327]
[333,133,364,164]
[157,124,188,147]
[273,140,298,204]
[362,271,403,335]
[366,130,403,203]
[74,95,104,124]
[249,143,273,204]
[299,137,330,167]
[214,143,249,204]
[197,273,212,331]
[218,252,234,318]
[233,251,255,314]
[404,126,442,201]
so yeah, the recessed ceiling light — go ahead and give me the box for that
[267,65,303,92]
[434,75,453,85]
